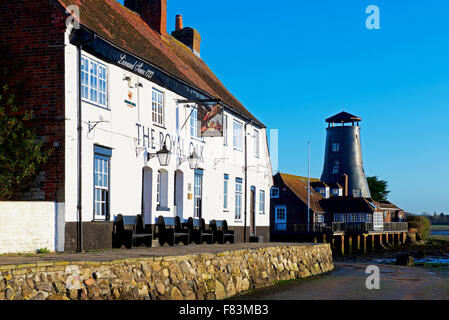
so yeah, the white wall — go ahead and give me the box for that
[64,37,273,231]
[0,202,65,254]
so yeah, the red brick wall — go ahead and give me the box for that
[0,0,67,201]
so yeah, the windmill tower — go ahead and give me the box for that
[320,111,371,198]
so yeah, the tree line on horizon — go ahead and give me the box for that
[420,212,449,225]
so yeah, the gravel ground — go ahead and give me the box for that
[233,261,449,300]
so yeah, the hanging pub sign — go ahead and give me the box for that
[197,103,223,137]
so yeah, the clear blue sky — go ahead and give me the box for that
[118,0,449,214]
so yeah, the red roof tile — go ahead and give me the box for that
[277,173,325,213]
[56,0,262,125]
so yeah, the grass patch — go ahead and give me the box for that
[36,248,50,254]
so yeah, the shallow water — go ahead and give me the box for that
[431,230,449,236]
[373,256,449,266]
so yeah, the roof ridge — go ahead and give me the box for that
[57,0,262,125]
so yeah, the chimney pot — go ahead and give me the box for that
[176,15,183,31]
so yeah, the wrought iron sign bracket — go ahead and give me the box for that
[88,120,109,133]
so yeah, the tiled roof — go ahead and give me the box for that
[320,197,375,214]
[369,200,403,211]
[326,111,361,123]
[310,181,329,188]
[327,182,343,189]
[277,173,325,213]
[56,0,263,126]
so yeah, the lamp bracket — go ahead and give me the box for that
[88,120,109,133]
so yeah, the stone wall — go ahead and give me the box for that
[0,244,333,300]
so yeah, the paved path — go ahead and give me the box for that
[236,262,449,300]
[0,242,311,266]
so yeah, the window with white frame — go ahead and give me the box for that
[194,170,203,218]
[332,142,340,152]
[223,115,228,146]
[152,88,164,126]
[259,190,265,214]
[270,187,279,198]
[224,174,229,210]
[353,189,362,197]
[93,146,111,220]
[235,178,243,220]
[254,129,260,158]
[233,120,243,151]
[373,212,383,230]
[332,165,339,174]
[334,214,343,222]
[81,55,108,108]
[190,106,198,138]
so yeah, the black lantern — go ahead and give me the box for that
[148,143,171,166]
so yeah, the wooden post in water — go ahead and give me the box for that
[348,235,352,255]
[362,235,367,254]
[340,235,345,256]
[356,235,361,252]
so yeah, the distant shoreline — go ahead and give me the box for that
[431,225,449,231]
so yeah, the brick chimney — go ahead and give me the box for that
[171,15,201,56]
[125,0,167,35]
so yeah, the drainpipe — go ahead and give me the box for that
[75,30,95,252]
[243,120,252,243]
[76,41,83,252]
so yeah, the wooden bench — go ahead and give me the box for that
[157,216,190,246]
[112,214,152,249]
[210,219,235,244]
[187,217,213,244]
[132,214,153,247]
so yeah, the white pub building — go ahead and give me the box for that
[0,0,273,252]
